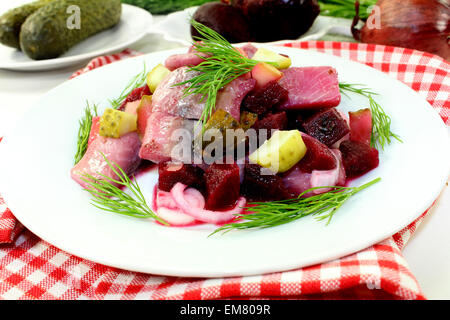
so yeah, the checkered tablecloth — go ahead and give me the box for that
[0,41,448,300]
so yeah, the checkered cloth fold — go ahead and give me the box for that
[0,41,449,300]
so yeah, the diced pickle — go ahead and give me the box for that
[147,64,171,93]
[249,130,307,173]
[196,109,244,155]
[240,111,258,130]
[252,48,292,69]
[99,108,137,138]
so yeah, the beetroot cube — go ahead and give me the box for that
[119,85,151,110]
[241,164,291,201]
[205,163,240,210]
[349,108,372,145]
[297,133,337,173]
[252,112,288,140]
[243,80,288,114]
[339,140,379,177]
[158,162,204,192]
[302,108,350,147]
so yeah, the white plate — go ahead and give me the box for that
[0,47,449,278]
[150,6,353,46]
[0,4,152,71]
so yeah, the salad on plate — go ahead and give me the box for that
[70,21,400,234]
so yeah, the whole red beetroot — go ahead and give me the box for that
[232,0,321,42]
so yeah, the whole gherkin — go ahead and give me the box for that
[0,0,54,49]
[20,0,122,60]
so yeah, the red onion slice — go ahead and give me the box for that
[155,189,197,226]
[156,207,197,226]
[170,183,246,224]
[156,190,178,210]
[310,149,345,194]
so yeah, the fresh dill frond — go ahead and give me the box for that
[339,82,401,150]
[318,0,377,20]
[339,82,378,98]
[368,95,402,150]
[175,20,259,129]
[74,102,98,165]
[211,178,381,235]
[109,63,148,109]
[80,153,167,225]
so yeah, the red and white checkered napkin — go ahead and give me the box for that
[0,42,449,300]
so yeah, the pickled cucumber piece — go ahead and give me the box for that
[240,111,258,131]
[99,108,137,138]
[147,64,171,93]
[20,0,122,60]
[197,109,243,150]
[0,0,54,49]
[249,130,307,173]
[252,48,292,69]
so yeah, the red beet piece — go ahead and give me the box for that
[297,133,337,173]
[204,163,241,210]
[241,164,291,201]
[119,85,151,110]
[252,111,288,139]
[302,108,350,147]
[339,140,379,177]
[158,162,204,192]
[286,109,325,131]
[349,108,372,145]
[243,80,288,114]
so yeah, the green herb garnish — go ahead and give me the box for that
[109,63,148,109]
[318,0,377,20]
[121,0,214,15]
[80,153,167,224]
[211,178,381,235]
[176,20,259,129]
[339,83,401,150]
[339,82,377,98]
[74,102,98,165]
[368,95,402,149]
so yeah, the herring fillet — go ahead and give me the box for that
[278,66,341,110]
[71,130,141,189]
[151,66,256,121]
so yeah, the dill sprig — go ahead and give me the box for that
[74,102,98,165]
[211,178,381,235]
[368,95,402,149]
[318,0,377,20]
[339,82,377,98]
[80,153,167,224]
[339,82,401,150]
[176,20,259,128]
[109,63,148,109]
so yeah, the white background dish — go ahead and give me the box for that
[0,46,448,277]
[0,3,152,71]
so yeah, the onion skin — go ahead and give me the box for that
[358,0,450,60]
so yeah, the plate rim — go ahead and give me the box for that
[0,46,449,277]
[0,4,152,71]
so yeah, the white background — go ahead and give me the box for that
[0,0,449,299]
